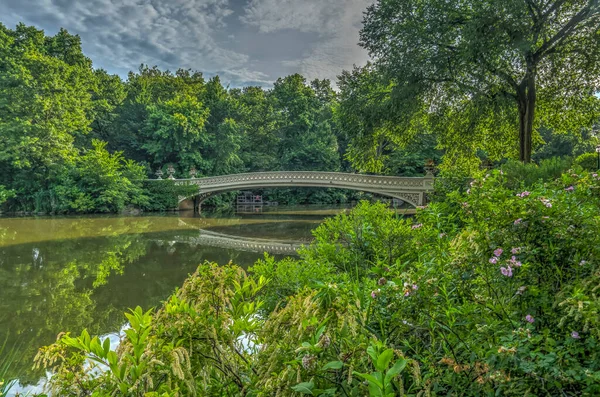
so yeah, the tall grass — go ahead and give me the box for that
[0,335,19,397]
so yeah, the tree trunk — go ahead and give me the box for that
[518,68,536,163]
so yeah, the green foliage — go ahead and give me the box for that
[574,152,599,172]
[501,157,573,188]
[51,140,148,213]
[0,335,19,397]
[35,168,600,395]
[351,0,600,168]
[140,180,199,212]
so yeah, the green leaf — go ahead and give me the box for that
[384,358,407,384]
[353,371,383,389]
[291,381,315,395]
[322,361,343,370]
[376,349,394,372]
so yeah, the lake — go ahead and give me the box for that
[0,206,347,394]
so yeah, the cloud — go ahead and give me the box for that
[240,0,372,84]
[0,0,262,85]
[0,0,372,87]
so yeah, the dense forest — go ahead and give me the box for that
[1,19,599,213]
[0,23,443,214]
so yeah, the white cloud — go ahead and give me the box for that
[241,0,372,84]
[0,0,262,85]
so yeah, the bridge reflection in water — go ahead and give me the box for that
[153,228,304,255]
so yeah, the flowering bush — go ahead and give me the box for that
[34,168,600,396]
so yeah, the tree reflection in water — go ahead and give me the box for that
[0,215,305,388]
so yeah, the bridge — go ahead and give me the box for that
[147,170,435,210]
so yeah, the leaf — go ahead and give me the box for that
[376,349,394,372]
[322,360,343,370]
[384,358,407,384]
[291,381,315,395]
[353,371,383,388]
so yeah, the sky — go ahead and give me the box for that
[0,0,373,87]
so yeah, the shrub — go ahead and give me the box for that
[574,152,599,171]
[34,169,600,396]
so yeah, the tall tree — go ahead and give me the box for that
[0,23,95,206]
[359,0,600,164]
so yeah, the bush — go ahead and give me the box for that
[501,157,572,189]
[34,169,600,396]
[140,180,199,211]
[574,152,599,171]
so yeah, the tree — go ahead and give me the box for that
[359,0,600,164]
[0,23,96,209]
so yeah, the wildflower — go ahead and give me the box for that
[462,202,470,208]
[565,185,574,192]
[579,260,587,266]
[302,354,317,370]
[403,290,410,297]
[500,266,513,277]
[540,198,552,208]
[593,173,598,178]
[517,191,531,198]
[411,223,423,229]
[494,248,503,257]
[489,257,498,264]
[371,289,380,299]
[511,247,521,254]
[514,218,522,225]
[571,331,580,339]
[378,277,387,286]
[525,314,534,323]
[439,233,447,238]
[412,284,418,290]
[509,256,522,267]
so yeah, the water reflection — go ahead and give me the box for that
[0,211,323,390]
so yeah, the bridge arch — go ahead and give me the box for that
[168,171,434,209]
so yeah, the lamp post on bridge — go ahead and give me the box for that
[167,164,176,180]
[596,145,600,171]
[155,168,163,180]
[189,167,197,179]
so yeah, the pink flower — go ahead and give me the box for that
[509,256,522,267]
[404,290,410,297]
[517,191,531,198]
[525,314,534,323]
[412,284,418,290]
[371,290,380,299]
[514,218,522,225]
[500,266,513,277]
[494,248,503,257]
[593,173,598,178]
[411,223,423,229]
[489,257,498,264]
[511,247,521,254]
[571,331,580,339]
[565,186,574,192]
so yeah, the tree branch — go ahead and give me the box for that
[535,0,600,61]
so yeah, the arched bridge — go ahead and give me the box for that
[149,171,434,209]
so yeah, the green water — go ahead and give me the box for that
[0,208,334,392]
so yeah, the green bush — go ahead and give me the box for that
[140,180,199,211]
[574,152,599,171]
[34,169,600,396]
[501,157,572,189]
